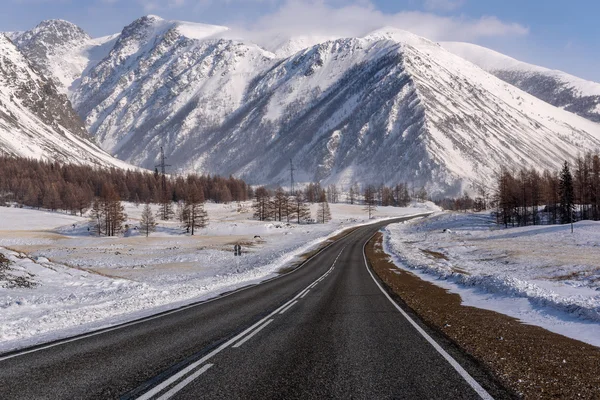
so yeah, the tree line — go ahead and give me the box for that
[484,151,600,227]
[304,182,415,207]
[251,182,418,224]
[0,156,251,215]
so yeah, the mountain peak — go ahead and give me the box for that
[22,19,90,44]
[364,27,438,49]
[145,14,164,21]
[121,14,227,42]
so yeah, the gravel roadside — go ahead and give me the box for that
[366,233,600,399]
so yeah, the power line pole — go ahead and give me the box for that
[290,158,296,196]
[155,147,172,219]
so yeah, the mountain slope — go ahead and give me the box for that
[72,15,270,164]
[70,20,600,195]
[442,42,600,123]
[0,34,134,168]
[9,20,118,95]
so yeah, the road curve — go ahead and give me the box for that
[0,216,511,399]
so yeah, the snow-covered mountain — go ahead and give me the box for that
[442,42,600,123]
[67,19,600,194]
[7,16,600,195]
[9,19,118,95]
[0,34,133,169]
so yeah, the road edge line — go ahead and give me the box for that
[362,231,494,400]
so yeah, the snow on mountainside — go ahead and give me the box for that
[0,34,134,169]
[9,20,118,95]
[70,19,600,195]
[72,15,274,166]
[442,42,600,123]
[8,16,600,194]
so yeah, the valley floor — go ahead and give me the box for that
[0,202,435,353]
[384,212,600,347]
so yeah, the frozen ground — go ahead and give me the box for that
[384,212,600,347]
[0,201,436,353]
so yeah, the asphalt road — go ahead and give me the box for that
[0,216,511,399]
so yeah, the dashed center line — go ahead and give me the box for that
[233,319,274,348]
[136,246,346,400]
[156,364,214,400]
[278,301,298,315]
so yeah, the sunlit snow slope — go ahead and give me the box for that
[0,34,134,169]
[9,20,119,96]
[443,42,600,123]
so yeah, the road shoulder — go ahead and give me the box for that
[366,233,600,399]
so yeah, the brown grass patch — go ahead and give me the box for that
[421,249,449,260]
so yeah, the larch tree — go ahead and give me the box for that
[184,185,208,235]
[90,198,103,236]
[252,186,271,221]
[293,192,311,224]
[140,202,156,237]
[317,193,332,224]
[348,184,356,205]
[271,187,288,222]
[363,185,377,219]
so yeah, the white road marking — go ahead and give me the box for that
[300,290,310,299]
[0,229,355,363]
[156,364,214,400]
[278,301,298,315]
[233,319,274,348]
[0,215,431,364]
[362,234,494,400]
[136,247,346,399]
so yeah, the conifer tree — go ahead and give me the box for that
[559,161,575,225]
[252,187,270,221]
[184,186,208,235]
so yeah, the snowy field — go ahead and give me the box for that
[384,213,600,347]
[0,201,436,353]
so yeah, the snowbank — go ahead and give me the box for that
[383,212,600,347]
[0,201,437,353]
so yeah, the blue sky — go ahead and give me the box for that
[2,0,598,81]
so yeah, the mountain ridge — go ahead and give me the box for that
[442,41,600,123]
[4,17,600,195]
[0,34,136,169]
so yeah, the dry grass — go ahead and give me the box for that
[421,249,449,260]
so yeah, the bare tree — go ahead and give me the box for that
[363,185,377,219]
[271,187,288,222]
[184,186,208,235]
[317,192,332,224]
[140,202,156,237]
[90,184,127,237]
[253,186,271,221]
[292,192,311,224]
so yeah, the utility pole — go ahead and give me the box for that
[290,158,296,196]
[155,147,172,219]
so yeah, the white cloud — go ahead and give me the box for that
[228,0,527,44]
[121,0,528,45]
